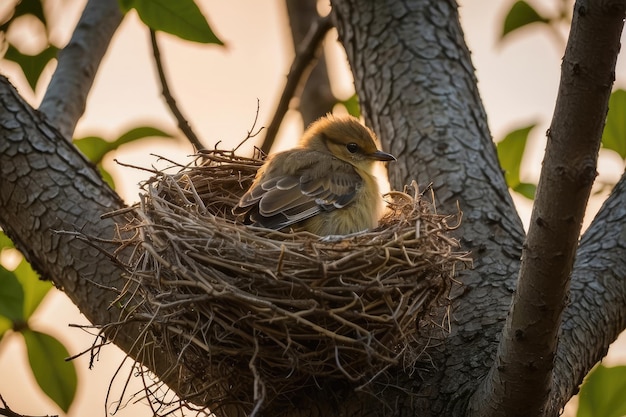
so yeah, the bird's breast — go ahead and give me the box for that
[302,173,382,236]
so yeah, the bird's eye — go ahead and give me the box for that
[346,143,359,153]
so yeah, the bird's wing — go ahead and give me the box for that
[236,151,363,230]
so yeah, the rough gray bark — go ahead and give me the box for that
[1,0,625,416]
[331,1,523,414]
[470,2,625,415]
[0,75,209,406]
[331,0,626,415]
[0,77,124,318]
[548,175,626,416]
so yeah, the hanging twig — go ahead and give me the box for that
[149,29,205,151]
[261,15,333,154]
[0,395,57,417]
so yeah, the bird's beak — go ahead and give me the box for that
[369,150,396,162]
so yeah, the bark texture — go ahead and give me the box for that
[470,1,626,415]
[0,75,209,406]
[331,0,626,415]
[1,0,626,416]
[331,0,523,414]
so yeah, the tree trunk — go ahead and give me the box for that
[1,0,625,416]
[331,0,626,415]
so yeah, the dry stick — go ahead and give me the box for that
[260,15,333,154]
[0,394,57,417]
[149,29,205,151]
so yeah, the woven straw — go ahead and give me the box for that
[111,149,471,416]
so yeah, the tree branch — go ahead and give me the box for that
[38,0,123,140]
[260,15,333,154]
[285,0,336,127]
[0,75,206,408]
[469,1,626,415]
[547,172,626,415]
[331,1,525,413]
[149,29,205,150]
[0,394,57,417]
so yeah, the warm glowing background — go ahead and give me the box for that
[1,1,625,416]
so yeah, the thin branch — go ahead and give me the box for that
[0,395,57,417]
[39,0,123,140]
[285,0,337,127]
[149,29,205,151]
[468,1,626,416]
[260,15,333,154]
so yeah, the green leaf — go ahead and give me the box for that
[74,126,174,164]
[577,364,626,417]
[113,126,174,148]
[502,1,550,39]
[23,330,77,413]
[340,94,361,118]
[98,164,116,190]
[0,265,25,321]
[602,89,626,160]
[0,315,11,340]
[118,0,224,44]
[4,44,58,91]
[0,0,46,32]
[0,231,15,249]
[496,123,535,188]
[72,136,110,164]
[14,0,47,26]
[14,259,51,319]
[513,182,537,200]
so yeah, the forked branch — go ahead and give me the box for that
[469,1,626,416]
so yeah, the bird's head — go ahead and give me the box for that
[299,114,396,170]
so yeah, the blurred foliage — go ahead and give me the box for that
[497,0,625,201]
[500,0,570,43]
[23,330,77,413]
[1,231,62,409]
[339,94,361,118]
[496,124,537,200]
[74,126,175,189]
[502,1,549,38]
[577,364,626,417]
[118,0,224,44]
[3,44,58,91]
[0,0,56,93]
[603,89,626,160]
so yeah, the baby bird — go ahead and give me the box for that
[234,114,395,236]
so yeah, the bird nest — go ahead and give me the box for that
[110,149,471,416]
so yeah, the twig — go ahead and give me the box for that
[261,15,333,153]
[149,29,205,151]
[285,0,336,127]
[0,395,57,417]
[233,99,264,152]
